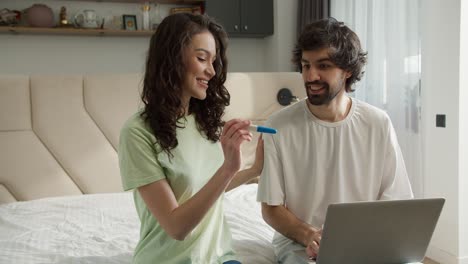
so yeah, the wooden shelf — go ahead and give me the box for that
[64,0,203,3]
[0,26,153,37]
[157,0,203,3]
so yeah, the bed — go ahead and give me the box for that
[0,73,305,263]
[0,184,276,263]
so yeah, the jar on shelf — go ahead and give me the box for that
[151,3,164,30]
[141,2,150,30]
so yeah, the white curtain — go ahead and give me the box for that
[331,0,423,197]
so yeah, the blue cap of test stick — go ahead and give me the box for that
[249,125,277,134]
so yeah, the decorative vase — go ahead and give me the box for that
[25,4,54,28]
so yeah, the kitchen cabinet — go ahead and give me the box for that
[205,0,273,38]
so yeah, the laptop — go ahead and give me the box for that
[295,198,445,264]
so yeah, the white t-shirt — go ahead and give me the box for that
[257,98,413,247]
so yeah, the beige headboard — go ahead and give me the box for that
[0,72,305,204]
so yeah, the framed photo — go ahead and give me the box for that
[122,15,137,30]
[169,7,193,15]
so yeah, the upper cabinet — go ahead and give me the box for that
[205,0,273,38]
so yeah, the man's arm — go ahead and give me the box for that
[261,203,322,255]
[379,117,414,200]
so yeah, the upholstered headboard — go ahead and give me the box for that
[0,72,305,204]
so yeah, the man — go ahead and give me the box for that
[257,17,413,264]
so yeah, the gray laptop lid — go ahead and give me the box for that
[315,198,445,264]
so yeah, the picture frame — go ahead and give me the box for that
[122,15,137,31]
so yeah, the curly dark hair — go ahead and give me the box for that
[141,13,229,157]
[292,17,367,92]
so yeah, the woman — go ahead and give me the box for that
[119,13,263,264]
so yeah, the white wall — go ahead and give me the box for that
[0,0,297,74]
[459,0,468,261]
[1,33,149,74]
[264,0,298,72]
[421,0,467,263]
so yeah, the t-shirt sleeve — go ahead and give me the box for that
[257,121,285,205]
[379,118,414,200]
[119,123,166,191]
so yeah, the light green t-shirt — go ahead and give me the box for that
[119,112,237,264]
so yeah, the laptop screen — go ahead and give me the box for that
[296,198,444,264]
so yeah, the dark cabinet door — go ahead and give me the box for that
[205,0,273,37]
[205,0,241,34]
[240,0,273,36]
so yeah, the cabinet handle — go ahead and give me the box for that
[234,25,239,31]
[243,25,248,31]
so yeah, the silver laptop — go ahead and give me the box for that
[296,198,445,264]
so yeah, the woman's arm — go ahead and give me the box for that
[138,119,251,241]
[226,134,264,192]
[139,165,234,240]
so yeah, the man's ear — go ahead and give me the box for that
[345,71,352,79]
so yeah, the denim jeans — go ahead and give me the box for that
[223,261,242,264]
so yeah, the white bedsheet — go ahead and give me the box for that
[0,184,276,264]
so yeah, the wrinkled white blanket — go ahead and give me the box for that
[0,184,276,264]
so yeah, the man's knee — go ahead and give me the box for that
[278,252,310,264]
[277,248,310,264]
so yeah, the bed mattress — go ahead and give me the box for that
[0,184,276,264]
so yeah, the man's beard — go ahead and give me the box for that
[305,81,343,105]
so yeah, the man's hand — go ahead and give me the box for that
[261,203,324,259]
[305,226,322,259]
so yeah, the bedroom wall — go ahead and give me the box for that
[263,0,298,72]
[0,0,297,74]
[421,0,467,263]
[459,0,468,261]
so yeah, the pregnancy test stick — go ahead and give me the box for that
[249,125,277,134]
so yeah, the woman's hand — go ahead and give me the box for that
[220,119,252,175]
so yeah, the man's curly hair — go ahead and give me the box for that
[292,17,367,92]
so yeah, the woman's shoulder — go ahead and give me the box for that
[120,110,153,139]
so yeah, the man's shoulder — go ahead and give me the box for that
[267,99,305,127]
[353,98,392,126]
